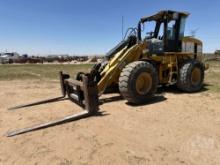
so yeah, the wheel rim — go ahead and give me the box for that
[135,72,152,95]
[191,67,201,86]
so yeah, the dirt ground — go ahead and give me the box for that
[0,76,220,165]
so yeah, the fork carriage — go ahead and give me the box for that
[7,72,99,137]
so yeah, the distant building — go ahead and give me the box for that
[215,50,220,55]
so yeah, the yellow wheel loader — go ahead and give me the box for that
[7,10,208,136]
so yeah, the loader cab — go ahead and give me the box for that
[138,10,189,53]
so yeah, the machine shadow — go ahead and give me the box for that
[99,83,211,107]
[99,95,123,105]
[100,93,167,107]
[157,84,210,95]
[126,95,167,107]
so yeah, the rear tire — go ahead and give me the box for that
[119,61,158,104]
[177,60,204,92]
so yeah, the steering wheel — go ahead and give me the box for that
[146,31,154,38]
[159,36,163,40]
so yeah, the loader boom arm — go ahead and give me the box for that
[97,42,146,94]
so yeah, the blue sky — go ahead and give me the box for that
[0,0,219,55]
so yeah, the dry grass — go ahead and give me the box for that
[0,64,93,80]
[0,61,219,93]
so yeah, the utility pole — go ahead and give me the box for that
[190,28,199,37]
[122,16,124,40]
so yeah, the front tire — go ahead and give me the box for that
[177,60,204,92]
[119,61,158,104]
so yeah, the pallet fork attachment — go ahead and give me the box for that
[6,72,99,137]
